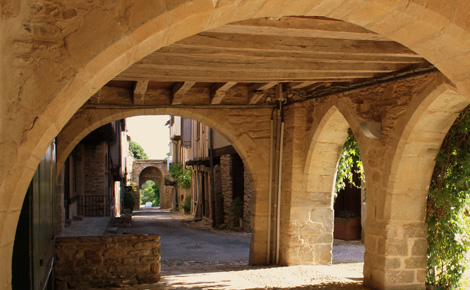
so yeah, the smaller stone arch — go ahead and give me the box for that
[131,160,171,208]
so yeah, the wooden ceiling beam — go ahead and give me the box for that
[175,32,417,57]
[159,46,425,64]
[230,17,381,35]
[132,55,405,74]
[208,19,389,42]
[248,82,277,104]
[133,80,148,105]
[171,82,195,105]
[288,81,319,89]
[210,82,237,104]
[116,68,376,83]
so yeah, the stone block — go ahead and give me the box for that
[404,256,427,269]
[384,239,409,257]
[411,239,428,256]
[384,270,416,285]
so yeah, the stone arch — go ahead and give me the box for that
[283,104,352,265]
[4,1,470,288]
[362,77,470,289]
[137,166,164,190]
[55,106,270,262]
[130,162,167,207]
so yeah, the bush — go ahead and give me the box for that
[124,184,136,211]
[181,195,191,214]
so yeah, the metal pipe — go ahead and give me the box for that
[266,115,274,264]
[84,104,276,110]
[275,105,285,265]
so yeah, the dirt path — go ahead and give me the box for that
[106,208,369,289]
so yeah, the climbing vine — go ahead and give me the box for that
[335,129,365,195]
[169,162,192,189]
[426,105,470,289]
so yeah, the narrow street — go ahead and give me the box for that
[102,208,369,290]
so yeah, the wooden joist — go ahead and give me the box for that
[210,82,237,104]
[248,82,277,105]
[133,80,148,105]
[172,82,195,105]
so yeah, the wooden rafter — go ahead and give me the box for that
[248,82,277,105]
[133,80,148,105]
[210,82,237,104]
[171,82,195,105]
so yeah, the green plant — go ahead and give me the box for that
[124,183,137,211]
[426,106,470,289]
[140,180,160,206]
[129,140,148,159]
[335,129,365,196]
[169,163,192,189]
[181,195,191,214]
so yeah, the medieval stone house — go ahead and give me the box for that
[169,116,252,230]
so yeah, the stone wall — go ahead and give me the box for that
[243,170,252,231]
[220,155,234,227]
[55,235,161,289]
[213,164,224,226]
[84,142,108,196]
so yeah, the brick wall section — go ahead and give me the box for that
[55,235,161,289]
[220,155,234,227]
[84,142,108,196]
[214,164,224,226]
[243,170,252,231]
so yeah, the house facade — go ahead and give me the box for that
[168,116,252,230]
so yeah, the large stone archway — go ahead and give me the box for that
[3,1,470,289]
[131,160,171,208]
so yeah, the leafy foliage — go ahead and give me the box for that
[335,129,365,195]
[180,195,192,214]
[140,180,160,207]
[169,163,192,189]
[129,140,148,159]
[426,106,470,289]
[124,182,137,211]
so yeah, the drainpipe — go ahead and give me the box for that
[267,109,274,264]
[209,128,216,227]
[273,84,285,265]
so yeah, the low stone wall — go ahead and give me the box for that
[55,234,161,289]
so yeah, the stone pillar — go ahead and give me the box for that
[279,104,344,265]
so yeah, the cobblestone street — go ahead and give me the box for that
[98,208,369,289]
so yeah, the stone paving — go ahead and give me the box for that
[85,208,368,289]
[58,216,110,237]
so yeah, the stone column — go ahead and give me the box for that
[279,104,345,265]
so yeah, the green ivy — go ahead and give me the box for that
[426,106,470,289]
[169,163,192,189]
[335,129,365,196]
[180,195,192,214]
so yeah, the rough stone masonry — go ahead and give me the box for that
[55,234,161,289]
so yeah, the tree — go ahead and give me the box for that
[129,140,148,159]
[140,180,160,207]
